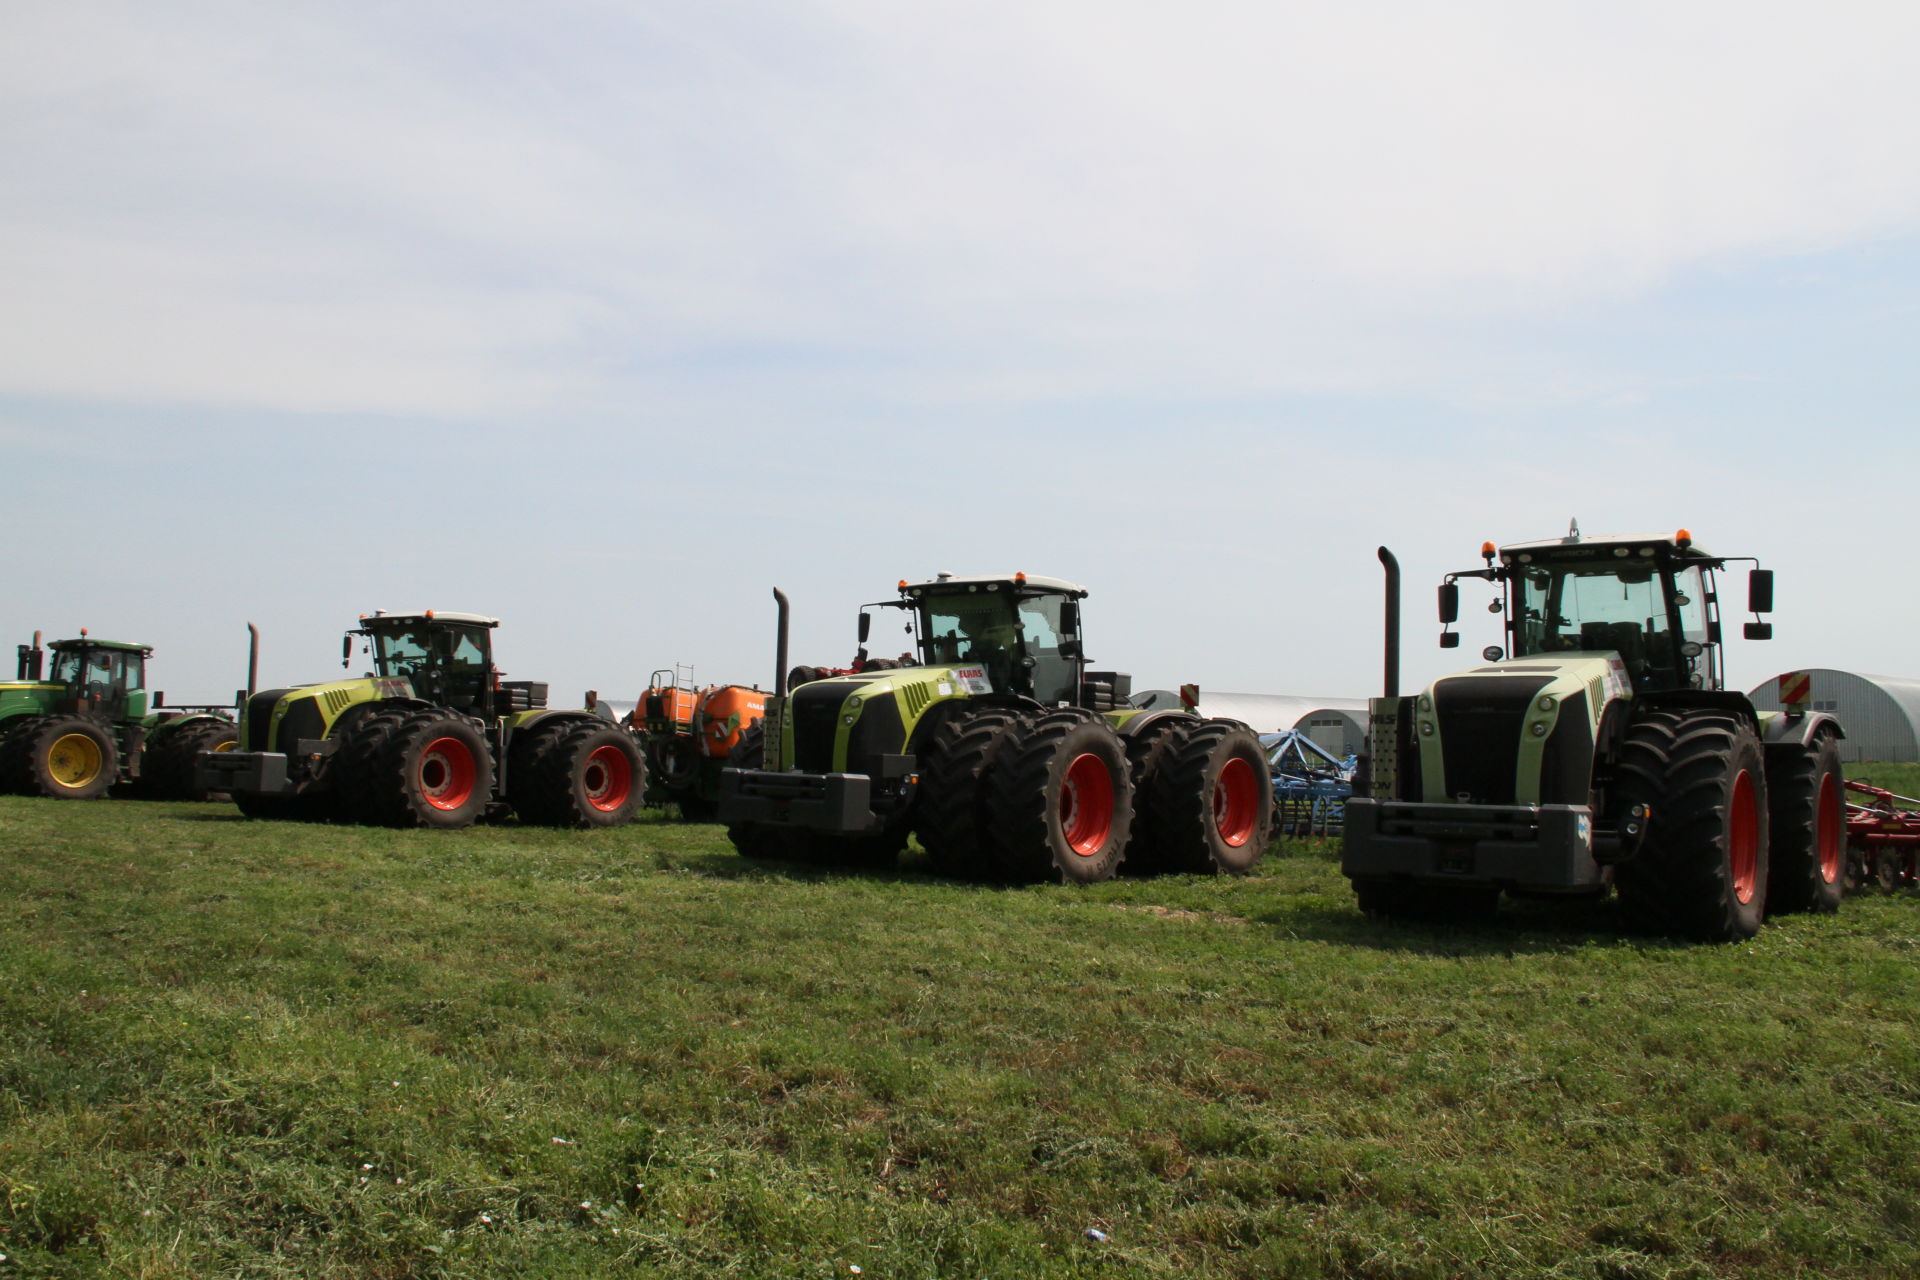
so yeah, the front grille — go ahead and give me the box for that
[790,684,846,773]
[274,696,327,755]
[1539,696,1596,806]
[245,688,292,751]
[845,697,906,776]
[1433,675,1551,805]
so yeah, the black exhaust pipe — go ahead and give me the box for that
[772,588,790,697]
[17,630,44,681]
[1378,547,1400,698]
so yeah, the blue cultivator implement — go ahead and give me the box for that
[1261,730,1355,838]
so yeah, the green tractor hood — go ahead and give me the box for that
[1413,652,1634,806]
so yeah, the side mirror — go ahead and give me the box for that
[1061,601,1080,635]
[1438,582,1459,625]
[1482,646,1504,662]
[1748,569,1774,614]
[858,612,872,643]
[342,633,353,668]
[1744,621,1774,641]
[1440,632,1460,649]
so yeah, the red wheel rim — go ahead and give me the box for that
[581,744,634,811]
[1058,752,1115,856]
[1729,769,1759,904]
[1815,771,1843,883]
[418,737,478,810]
[1212,756,1259,847]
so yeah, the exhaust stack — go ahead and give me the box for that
[1378,547,1400,698]
[772,588,790,697]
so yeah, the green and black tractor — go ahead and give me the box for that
[197,610,645,829]
[720,573,1272,881]
[1343,525,1845,940]
[0,631,238,800]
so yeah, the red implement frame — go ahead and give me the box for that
[1845,780,1920,890]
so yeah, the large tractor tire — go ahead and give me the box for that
[647,732,718,821]
[0,716,46,793]
[142,718,240,800]
[359,710,494,829]
[1119,715,1198,875]
[1133,719,1272,876]
[514,720,645,828]
[331,704,427,823]
[914,707,1029,878]
[1764,732,1846,915]
[1613,710,1770,942]
[9,716,119,800]
[987,711,1133,884]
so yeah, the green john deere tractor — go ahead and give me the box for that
[720,573,1272,882]
[1343,525,1845,941]
[197,610,645,829]
[0,632,238,800]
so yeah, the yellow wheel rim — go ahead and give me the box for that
[214,739,237,752]
[48,733,104,788]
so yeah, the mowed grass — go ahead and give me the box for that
[2,789,1919,1280]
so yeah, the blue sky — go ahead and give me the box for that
[4,1,1917,707]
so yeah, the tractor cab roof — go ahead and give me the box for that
[356,611,500,629]
[46,637,153,656]
[900,573,1088,598]
[1498,529,1719,564]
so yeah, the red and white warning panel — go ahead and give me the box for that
[1779,670,1812,709]
[1179,683,1200,711]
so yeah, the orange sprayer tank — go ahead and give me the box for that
[641,683,699,730]
[696,685,767,759]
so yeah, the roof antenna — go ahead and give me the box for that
[1566,517,1581,541]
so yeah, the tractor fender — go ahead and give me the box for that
[1113,707,1197,738]
[1634,689,1764,731]
[502,707,604,738]
[1758,708,1844,749]
[148,710,235,739]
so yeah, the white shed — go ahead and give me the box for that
[1292,707,1371,758]
[1746,670,1920,763]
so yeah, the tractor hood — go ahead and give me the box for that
[1,682,64,716]
[241,675,418,753]
[780,665,997,774]
[1413,652,1633,806]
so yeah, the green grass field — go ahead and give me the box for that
[3,783,1919,1279]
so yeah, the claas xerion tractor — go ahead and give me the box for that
[720,572,1273,881]
[197,610,644,829]
[1342,524,1845,941]
[0,631,238,800]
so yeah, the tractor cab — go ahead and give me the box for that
[350,612,499,713]
[1440,526,1773,695]
[891,573,1088,704]
[44,638,151,718]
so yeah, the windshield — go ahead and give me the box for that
[367,623,489,705]
[370,626,434,679]
[922,591,1022,668]
[917,588,1077,702]
[1513,554,1694,688]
